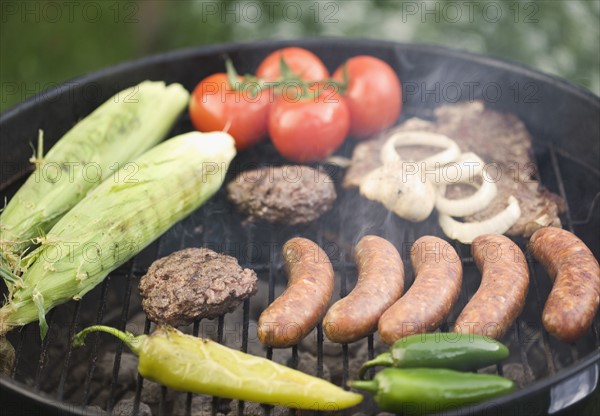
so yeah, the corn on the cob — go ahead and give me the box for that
[0,81,189,276]
[0,132,236,339]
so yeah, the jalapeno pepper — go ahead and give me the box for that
[74,325,362,411]
[351,368,514,414]
[359,333,509,378]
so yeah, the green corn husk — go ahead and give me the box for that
[0,80,189,276]
[0,132,236,339]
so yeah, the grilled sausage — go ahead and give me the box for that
[378,236,462,344]
[257,237,334,348]
[453,234,529,339]
[529,227,600,343]
[323,235,404,344]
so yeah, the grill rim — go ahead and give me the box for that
[1,38,599,415]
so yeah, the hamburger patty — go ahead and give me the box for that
[139,248,257,327]
[227,165,336,225]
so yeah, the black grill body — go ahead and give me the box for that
[1,39,599,416]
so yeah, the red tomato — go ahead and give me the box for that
[257,47,329,82]
[268,84,350,163]
[189,73,270,150]
[333,56,402,139]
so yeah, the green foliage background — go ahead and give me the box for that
[1,0,599,112]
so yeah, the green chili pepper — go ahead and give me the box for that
[351,368,514,415]
[74,325,362,411]
[359,333,509,378]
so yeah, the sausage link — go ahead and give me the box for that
[529,227,600,343]
[323,235,404,344]
[453,234,529,339]
[257,237,334,348]
[378,236,462,345]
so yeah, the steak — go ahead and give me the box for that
[344,100,564,237]
[227,165,337,225]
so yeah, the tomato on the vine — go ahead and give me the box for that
[268,84,350,163]
[189,73,270,150]
[257,47,329,82]
[333,56,402,139]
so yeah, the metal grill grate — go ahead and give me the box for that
[0,93,600,415]
[2,141,600,416]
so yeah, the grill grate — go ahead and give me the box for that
[2,140,600,416]
[56,301,81,401]
[549,144,600,345]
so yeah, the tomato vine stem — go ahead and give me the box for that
[223,56,347,100]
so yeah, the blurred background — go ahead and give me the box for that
[1,0,599,112]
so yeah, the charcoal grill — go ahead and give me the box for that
[1,39,599,416]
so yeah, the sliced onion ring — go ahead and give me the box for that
[438,196,521,244]
[380,131,461,170]
[323,155,352,168]
[436,171,498,217]
[435,152,486,185]
[360,164,436,222]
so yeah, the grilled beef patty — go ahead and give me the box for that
[139,248,257,326]
[227,165,337,225]
[344,100,564,237]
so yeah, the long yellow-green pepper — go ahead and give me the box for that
[0,132,235,339]
[73,325,363,411]
[0,80,188,276]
